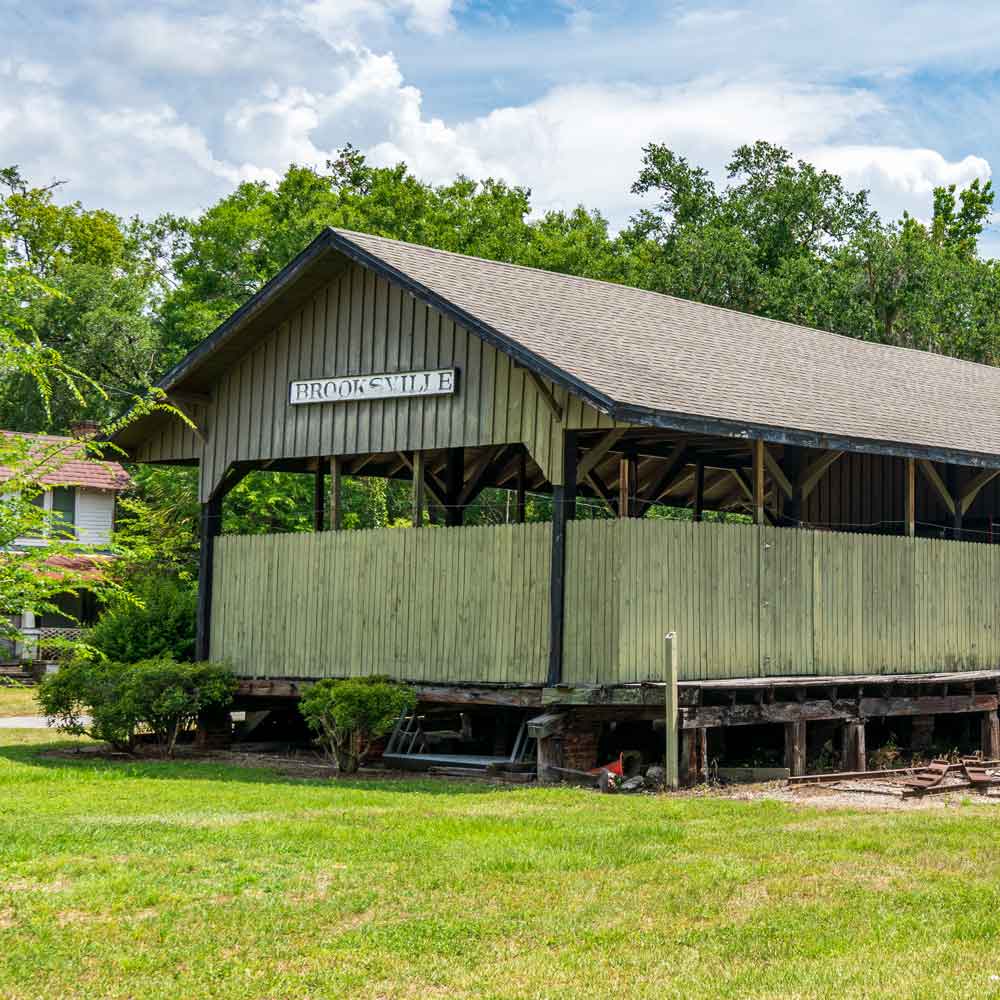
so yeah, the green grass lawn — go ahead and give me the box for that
[3,729,1000,999]
[0,685,39,717]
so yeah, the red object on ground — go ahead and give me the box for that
[589,753,624,777]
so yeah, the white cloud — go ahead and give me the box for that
[0,0,994,249]
[298,0,455,42]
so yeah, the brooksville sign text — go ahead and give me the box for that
[289,368,457,405]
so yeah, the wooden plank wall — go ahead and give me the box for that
[564,519,1000,682]
[134,261,620,499]
[211,522,552,682]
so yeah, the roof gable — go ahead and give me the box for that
[146,226,1000,468]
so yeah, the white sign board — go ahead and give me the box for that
[289,368,457,405]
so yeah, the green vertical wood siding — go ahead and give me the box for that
[211,522,552,682]
[213,518,1000,685]
[564,520,1000,682]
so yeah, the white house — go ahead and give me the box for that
[2,429,130,661]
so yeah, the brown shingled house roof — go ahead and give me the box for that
[0,431,130,491]
[136,227,1000,469]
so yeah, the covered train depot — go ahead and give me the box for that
[115,227,1000,782]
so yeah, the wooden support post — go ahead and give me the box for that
[982,710,1000,759]
[195,491,223,661]
[693,462,705,522]
[313,460,325,532]
[949,466,964,540]
[784,720,807,776]
[329,456,343,531]
[618,454,637,518]
[516,450,527,524]
[905,457,915,537]
[412,450,426,528]
[445,448,464,527]
[843,720,866,772]
[752,439,765,525]
[664,631,679,791]
[911,715,934,751]
[548,431,577,687]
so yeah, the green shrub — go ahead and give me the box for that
[90,574,196,663]
[39,657,236,756]
[299,676,416,772]
[38,658,138,752]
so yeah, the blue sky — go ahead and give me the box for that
[3,1,999,252]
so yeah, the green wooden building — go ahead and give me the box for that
[116,228,1000,779]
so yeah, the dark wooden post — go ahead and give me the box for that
[196,491,223,661]
[445,448,464,527]
[412,450,426,528]
[548,431,577,687]
[313,460,325,532]
[515,447,527,524]
[983,710,1000,759]
[905,457,916,537]
[329,456,343,530]
[949,466,964,540]
[618,454,637,518]
[752,440,765,525]
[843,720,866,772]
[693,461,705,522]
[784,720,806,776]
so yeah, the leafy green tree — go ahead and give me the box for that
[88,574,197,663]
[0,167,163,432]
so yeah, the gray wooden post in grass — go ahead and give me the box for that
[664,631,679,790]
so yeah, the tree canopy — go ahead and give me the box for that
[2,140,997,572]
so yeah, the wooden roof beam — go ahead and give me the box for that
[918,459,956,515]
[728,469,774,525]
[638,444,688,515]
[762,444,793,500]
[458,445,508,506]
[959,467,1000,515]
[395,451,447,508]
[576,428,628,483]
[799,450,844,501]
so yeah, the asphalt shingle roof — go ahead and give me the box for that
[334,228,1000,462]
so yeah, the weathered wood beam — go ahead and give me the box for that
[799,449,844,501]
[729,468,774,525]
[586,470,618,515]
[348,454,378,475]
[959,467,1000,515]
[843,720,866,772]
[396,451,447,508]
[525,370,563,422]
[457,445,505,507]
[412,451,426,527]
[917,459,956,515]
[693,462,705,522]
[762,444,794,500]
[515,449,526,524]
[618,454,638,518]
[329,456,343,530]
[905,457,915,537]
[752,439,765,524]
[313,460,325,531]
[548,432,577,686]
[576,428,628,483]
[681,693,999,729]
[638,444,687,516]
[784,720,806,777]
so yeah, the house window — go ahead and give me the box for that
[50,486,76,538]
